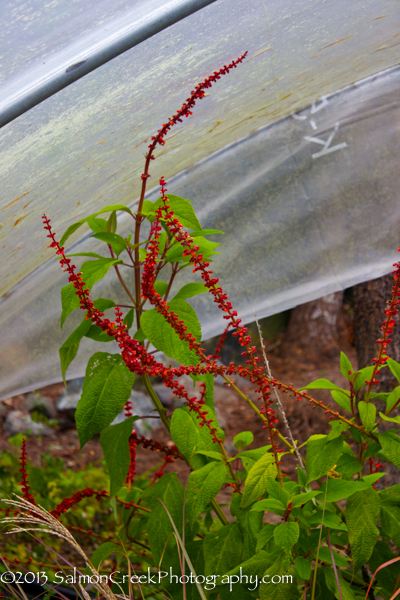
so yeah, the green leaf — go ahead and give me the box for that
[358,401,376,431]
[85,307,117,341]
[379,411,400,424]
[297,466,308,489]
[364,441,382,459]
[65,252,104,259]
[133,327,146,341]
[186,462,227,525]
[256,524,276,552]
[266,477,290,507]
[318,478,372,502]
[273,522,299,554]
[172,283,208,301]
[59,318,92,384]
[233,432,254,452]
[317,547,349,568]
[93,298,116,312]
[291,490,321,507]
[346,488,380,571]
[215,551,270,598]
[81,257,122,288]
[59,205,132,247]
[89,542,118,570]
[154,281,168,296]
[353,366,375,392]
[190,372,215,409]
[386,386,400,413]
[60,283,80,328]
[294,556,312,580]
[142,474,185,567]
[363,473,385,485]
[387,357,400,383]
[163,194,201,230]
[123,308,134,330]
[300,379,347,392]
[228,494,265,562]
[241,453,277,508]
[251,498,285,513]
[306,436,343,484]
[203,523,243,577]
[194,450,224,461]
[60,260,121,326]
[307,509,347,531]
[335,453,363,476]
[76,353,135,448]
[378,431,400,469]
[100,417,137,498]
[141,299,201,366]
[331,390,352,413]
[170,406,224,470]
[91,232,127,256]
[59,221,85,247]
[96,204,133,217]
[236,445,272,461]
[327,419,350,440]
[340,351,354,380]
[190,229,224,236]
[85,324,113,343]
[259,556,297,600]
[106,211,117,233]
[380,504,400,549]
[87,217,108,233]
[323,565,355,600]
[237,445,273,473]
[369,541,400,597]
[193,236,222,259]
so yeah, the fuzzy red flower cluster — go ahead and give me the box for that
[143,178,279,447]
[51,488,108,518]
[365,258,400,390]
[146,53,248,156]
[130,431,183,461]
[18,439,36,505]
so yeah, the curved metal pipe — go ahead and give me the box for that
[0,0,217,129]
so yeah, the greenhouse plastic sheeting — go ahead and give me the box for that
[0,0,399,398]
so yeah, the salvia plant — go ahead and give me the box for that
[2,51,400,600]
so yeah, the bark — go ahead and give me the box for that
[281,291,344,360]
[353,273,400,392]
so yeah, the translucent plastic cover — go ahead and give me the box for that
[0,0,399,398]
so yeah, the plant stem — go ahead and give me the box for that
[142,373,170,433]
[142,373,229,526]
[254,310,306,473]
[221,374,293,451]
[108,244,136,306]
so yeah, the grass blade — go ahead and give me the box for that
[157,498,207,600]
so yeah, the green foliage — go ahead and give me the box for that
[100,416,138,497]
[141,299,201,366]
[241,453,277,508]
[305,435,343,484]
[6,62,400,600]
[76,352,135,447]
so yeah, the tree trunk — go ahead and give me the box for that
[280,291,344,361]
[353,273,400,392]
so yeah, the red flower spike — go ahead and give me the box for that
[18,439,36,506]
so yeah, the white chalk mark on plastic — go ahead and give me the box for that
[305,122,347,159]
[310,95,328,114]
